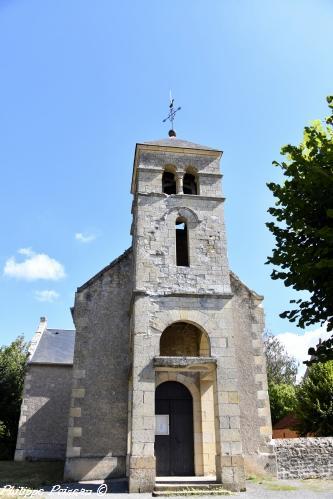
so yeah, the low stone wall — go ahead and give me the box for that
[274,437,333,479]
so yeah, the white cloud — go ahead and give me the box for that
[18,247,34,257]
[75,232,96,243]
[35,290,59,302]
[4,249,66,281]
[276,324,331,381]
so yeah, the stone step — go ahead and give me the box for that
[153,483,232,496]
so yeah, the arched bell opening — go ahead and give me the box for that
[162,166,177,195]
[183,168,199,195]
[160,321,210,357]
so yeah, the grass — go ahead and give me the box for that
[247,474,333,493]
[264,483,298,491]
[301,479,333,493]
[247,476,297,491]
[0,461,64,489]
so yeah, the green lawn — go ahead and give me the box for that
[0,461,64,489]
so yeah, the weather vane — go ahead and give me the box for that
[163,91,181,137]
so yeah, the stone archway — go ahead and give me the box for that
[159,321,210,357]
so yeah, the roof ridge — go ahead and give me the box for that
[47,328,75,333]
[77,246,132,292]
[140,138,221,152]
[230,270,264,300]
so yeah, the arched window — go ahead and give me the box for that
[176,218,189,266]
[183,169,198,195]
[162,168,176,194]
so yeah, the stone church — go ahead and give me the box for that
[15,134,275,492]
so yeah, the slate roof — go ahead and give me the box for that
[141,138,221,152]
[30,328,75,365]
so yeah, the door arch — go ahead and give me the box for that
[155,381,194,476]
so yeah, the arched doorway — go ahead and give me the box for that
[155,381,194,476]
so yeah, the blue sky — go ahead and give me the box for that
[0,0,332,370]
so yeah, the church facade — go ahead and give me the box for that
[15,136,275,492]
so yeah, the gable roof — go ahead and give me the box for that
[30,328,75,365]
[230,271,264,301]
[77,247,132,292]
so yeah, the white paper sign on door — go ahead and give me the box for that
[155,414,169,435]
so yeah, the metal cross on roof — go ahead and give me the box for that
[162,91,181,137]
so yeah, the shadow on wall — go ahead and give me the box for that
[16,365,73,461]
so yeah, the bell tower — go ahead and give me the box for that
[128,134,247,492]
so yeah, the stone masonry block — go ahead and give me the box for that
[70,407,82,417]
[221,429,241,442]
[67,446,81,458]
[228,392,239,404]
[68,427,82,437]
[72,388,85,398]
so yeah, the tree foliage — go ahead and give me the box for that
[307,336,333,365]
[268,382,297,425]
[263,331,298,385]
[266,96,333,363]
[296,361,333,436]
[263,332,298,424]
[0,336,29,459]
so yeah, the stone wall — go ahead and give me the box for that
[15,364,72,461]
[64,249,133,481]
[230,273,273,465]
[275,438,333,479]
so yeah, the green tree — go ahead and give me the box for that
[268,382,297,425]
[266,96,333,364]
[263,332,298,424]
[0,336,29,459]
[263,331,298,385]
[296,361,333,436]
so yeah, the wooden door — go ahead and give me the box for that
[155,381,194,476]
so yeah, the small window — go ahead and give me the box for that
[183,173,198,195]
[176,218,189,266]
[162,171,176,194]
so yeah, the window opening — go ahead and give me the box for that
[162,171,176,194]
[183,173,197,195]
[176,219,189,266]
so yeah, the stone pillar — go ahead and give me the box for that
[176,174,183,194]
[128,296,156,493]
[212,303,245,492]
[200,376,216,475]
[213,374,245,491]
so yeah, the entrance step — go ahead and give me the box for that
[153,483,232,496]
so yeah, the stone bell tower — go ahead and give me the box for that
[127,133,264,492]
